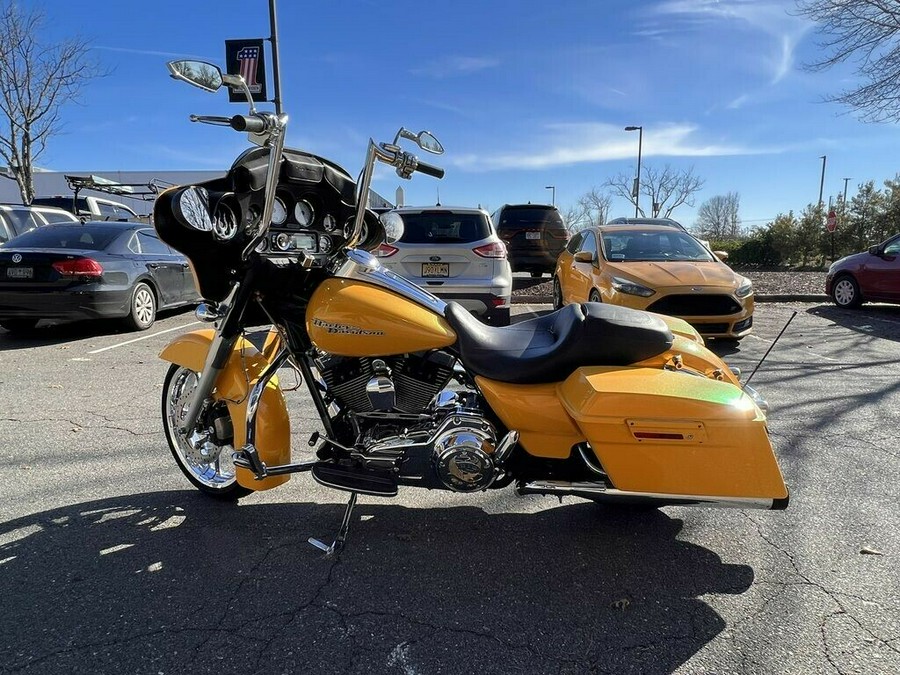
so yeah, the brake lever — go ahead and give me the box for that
[189,114,233,126]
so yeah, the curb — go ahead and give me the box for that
[512,294,830,305]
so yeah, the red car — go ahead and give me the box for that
[826,233,900,307]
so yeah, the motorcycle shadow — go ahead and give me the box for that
[0,492,753,674]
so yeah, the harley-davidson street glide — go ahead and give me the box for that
[154,59,788,554]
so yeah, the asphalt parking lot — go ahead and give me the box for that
[1,301,899,674]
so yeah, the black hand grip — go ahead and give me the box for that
[416,160,445,179]
[230,114,266,133]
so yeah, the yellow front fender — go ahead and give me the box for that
[160,329,291,491]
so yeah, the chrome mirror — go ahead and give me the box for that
[393,128,444,155]
[167,60,223,93]
[379,211,405,244]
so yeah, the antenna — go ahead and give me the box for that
[744,310,797,386]
[436,186,441,206]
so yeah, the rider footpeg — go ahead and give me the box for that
[311,462,398,497]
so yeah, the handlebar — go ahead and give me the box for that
[415,160,444,179]
[230,114,266,134]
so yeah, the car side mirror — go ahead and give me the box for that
[868,245,882,256]
[574,251,593,263]
[713,250,729,262]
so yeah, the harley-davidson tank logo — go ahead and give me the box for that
[312,318,384,336]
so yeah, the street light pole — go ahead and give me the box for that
[545,185,555,206]
[625,126,643,217]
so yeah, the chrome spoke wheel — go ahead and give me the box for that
[163,364,241,493]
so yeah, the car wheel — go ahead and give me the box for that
[0,319,38,334]
[552,277,563,310]
[124,282,157,330]
[831,275,862,308]
[589,290,602,303]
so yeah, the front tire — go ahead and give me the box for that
[0,319,38,334]
[589,289,602,303]
[831,274,862,308]
[552,277,563,309]
[162,363,252,500]
[124,282,157,330]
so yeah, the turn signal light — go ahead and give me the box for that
[52,258,103,277]
[473,242,507,258]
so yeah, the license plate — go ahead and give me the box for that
[421,263,449,278]
[6,267,32,279]
[525,231,541,240]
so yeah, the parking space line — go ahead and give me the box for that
[88,321,201,354]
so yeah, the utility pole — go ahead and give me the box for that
[818,155,827,207]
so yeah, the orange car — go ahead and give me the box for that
[553,225,754,340]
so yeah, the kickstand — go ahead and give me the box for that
[308,492,358,556]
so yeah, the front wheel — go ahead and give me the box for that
[552,277,563,309]
[831,275,862,308]
[162,363,252,500]
[589,289,602,303]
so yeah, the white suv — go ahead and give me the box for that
[0,204,79,243]
[374,206,512,325]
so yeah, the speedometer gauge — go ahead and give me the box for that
[271,198,287,225]
[294,200,314,227]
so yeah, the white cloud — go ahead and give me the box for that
[411,56,500,79]
[650,1,811,84]
[451,122,782,172]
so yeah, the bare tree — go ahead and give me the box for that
[603,164,704,219]
[796,0,900,122]
[0,2,104,203]
[564,187,612,233]
[696,192,742,239]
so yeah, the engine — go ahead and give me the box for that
[316,353,502,492]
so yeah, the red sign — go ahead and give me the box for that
[826,210,837,232]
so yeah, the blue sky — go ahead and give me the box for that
[36,0,899,229]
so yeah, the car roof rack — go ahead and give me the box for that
[63,174,173,203]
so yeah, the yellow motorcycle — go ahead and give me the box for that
[155,60,788,554]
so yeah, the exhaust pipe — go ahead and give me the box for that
[516,480,788,510]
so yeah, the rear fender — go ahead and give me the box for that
[159,329,291,491]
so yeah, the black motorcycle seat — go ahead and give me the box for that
[444,301,674,384]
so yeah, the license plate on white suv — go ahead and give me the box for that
[422,263,449,278]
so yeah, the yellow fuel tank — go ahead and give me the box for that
[307,278,457,356]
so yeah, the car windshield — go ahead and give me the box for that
[497,207,562,229]
[4,224,121,250]
[602,230,714,262]
[398,211,491,244]
[1,208,39,237]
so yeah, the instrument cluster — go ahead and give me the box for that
[249,187,351,257]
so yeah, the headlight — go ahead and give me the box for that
[612,276,656,297]
[735,277,753,298]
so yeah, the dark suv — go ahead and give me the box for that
[491,203,568,277]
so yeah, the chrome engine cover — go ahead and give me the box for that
[432,413,497,492]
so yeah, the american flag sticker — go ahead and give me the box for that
[225,39,267,103]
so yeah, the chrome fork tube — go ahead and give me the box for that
[245,347,291,449]
[178,283,241,434]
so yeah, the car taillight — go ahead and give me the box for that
[373,244,399,258]
[473,242,507,258]
[52,258,104,277]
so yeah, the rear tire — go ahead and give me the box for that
[162,363,252,500]
[589,289,601,303]
[831,274,862,308]
[124,282,156,331]
[0,319,38,334]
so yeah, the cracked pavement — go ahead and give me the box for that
[1,303,898,674]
